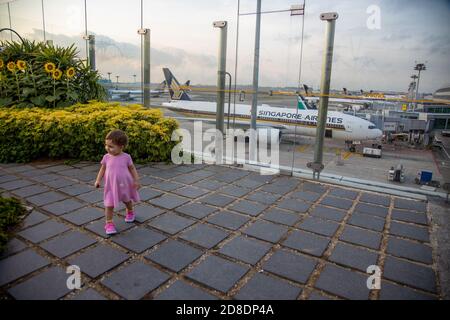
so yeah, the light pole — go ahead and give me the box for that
[115,76,119,89]
[133,74,137,84]
[414,62,426,110]
[107,72,112,82]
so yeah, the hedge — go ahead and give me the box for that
[0,196,26,254]
[0,101,179,163]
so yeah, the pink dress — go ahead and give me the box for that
[101,152,140,208]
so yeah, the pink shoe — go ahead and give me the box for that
[105,222,117,235]
[125,211,135,223]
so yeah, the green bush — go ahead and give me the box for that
[0,101,179,163]
[0,40,106,108]
[0,196,26,254]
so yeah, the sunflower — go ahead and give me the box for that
[16,60,26,71]
[0,60,4,69]
[66,67,75,78]
[7,61,15,72]
[52,69,62,80]
[44,62,56,73]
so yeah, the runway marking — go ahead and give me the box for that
[296,145,309,153]
[342,152,353,160]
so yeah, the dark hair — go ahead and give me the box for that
[106,129,128,147]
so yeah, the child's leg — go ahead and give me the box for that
[124,201,133,213]
[105,206,114,223]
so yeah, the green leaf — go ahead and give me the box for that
[45,95,57,102]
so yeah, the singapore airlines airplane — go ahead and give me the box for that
[160,68,382,148]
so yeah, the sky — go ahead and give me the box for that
[0,0,449,93]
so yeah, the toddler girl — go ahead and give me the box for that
[95,129,141,235]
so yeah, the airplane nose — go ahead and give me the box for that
[374,129,382,138]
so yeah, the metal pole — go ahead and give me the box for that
[7,3,12,41]
[415,69,421,110]
[250,0,262,163]
[143,29,151,108]
[308,12,338,179]
[214,21,228,135]
[84,0,88,64]
[88,35,96,70]
[41,0,46,42]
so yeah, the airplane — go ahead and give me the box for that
[160,68,382,150]
[108,80,168,100]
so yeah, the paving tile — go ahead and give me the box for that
[339,226,382,250]
[0,249,50,286]
[155,280,218,300]
[315,264,371,300]
[77,190,104,204]
[261,208,300,226]
[45,177,76,189]
[219,185,252,198]
[229,200,268,216]
[20,169,46,178]
[112,227,166,253]
[246,191,281,205]
[354,203,389,218]
[145,239,203,272]
[394,198,427,213]
[175,202,218,219]
[152,181,184,192]
[26,191,68,206]
[68,244,129,278]
[101,261,170,300]
[206,211,250,230]
[276,198,311,213]
[193,179,228,191]
[391,209,428,225]
[84,219,133,238]
[0,179,34,190]
[138,187,164,201]
[298,216,339,237]
[200,193,236,207]
[139,175,164,186]
[234,178,266,189]
[235,272,301,300]
[320,196,353,210]
[180,224,229,249]
[308,291,334,300]
[263,249,317,284]
[329,242,378,272]
[289,191,321,203]
[218,236,271,265]
[383,256,436,293]
[149,170,181,180]
[389,221,430,242]
[172,186,209,199]
[148,212,196,235]
[260,184,296,195]
[282,230,331,257]
[70,288,107,300]
[6,165,35,173]
[172,173,205,184]
[301,182,327,194]
[59,183,92,196]
[29,173,60,183]
[243,220,288,243]
[310,205,346,222]
[348,212,385,232]
[61,206,104,226]
[11,184,50,198]
[0,238,27,259]
[386,236,433,264]
[149,194,190,210]
[0,174,19,184]
[379,281,437,300]
[359,193,390,207]
[186,255,249,293]
[18,220,71,243]
[42,198,86,216]
[213,171,249,183]
[8,266,72,300]
[20,210,49,229]
[130,203,165,223]
[40,230,97,258]
[328,188,358,200]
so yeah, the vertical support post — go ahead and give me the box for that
[144,29,151,108]
[88,35,96,71]
[308,12,338,179]
[250,0,262,163]
[213,21,228,135]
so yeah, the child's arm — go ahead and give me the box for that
[128,164,141,189]
[95,164,106,188]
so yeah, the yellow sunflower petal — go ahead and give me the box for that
[52,69,62,80]
[16,60,26,70]
[7,61,15,72]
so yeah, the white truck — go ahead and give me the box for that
[363,147,382,158]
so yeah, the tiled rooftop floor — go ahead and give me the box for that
[0,161,442,300]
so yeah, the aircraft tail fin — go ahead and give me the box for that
[297,94,316,110]
[162,68,191,101]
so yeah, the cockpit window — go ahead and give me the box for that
[368,125,377,129]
